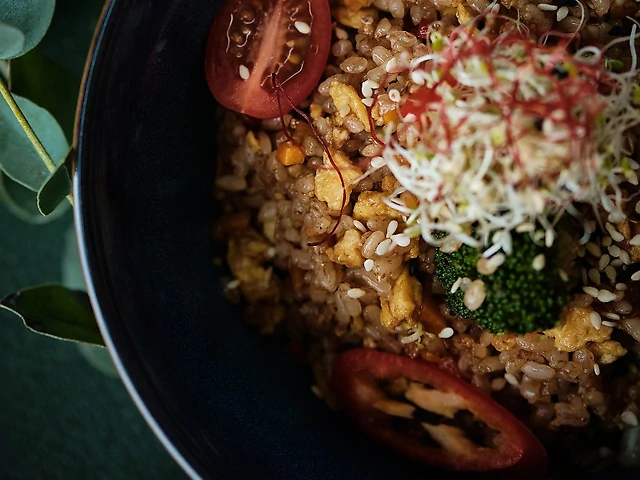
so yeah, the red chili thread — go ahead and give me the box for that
[272,75,347,247]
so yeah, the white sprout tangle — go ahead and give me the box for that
[372,12,640,256]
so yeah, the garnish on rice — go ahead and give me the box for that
[374,17,640,256]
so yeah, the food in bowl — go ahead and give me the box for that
[207,0,640,474]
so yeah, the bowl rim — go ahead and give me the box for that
[73,1,199,478]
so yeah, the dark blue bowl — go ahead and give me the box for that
[74,1,636,478]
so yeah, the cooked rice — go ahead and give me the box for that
[214,0,640,472]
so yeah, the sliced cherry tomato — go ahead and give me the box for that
[332,349,547,477]
[205,0,331,119]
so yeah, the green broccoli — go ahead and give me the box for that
[433,231,573,334]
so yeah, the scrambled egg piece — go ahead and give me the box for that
[545,306,613,352]
[380,267,422,330]
[314,148,362,211]
[339,0,373,11]
[327,229,364,268]
[328,82,370,132]
[332,6,379,30]
[353,191,404,221]
[589,340,627,364]
[389,267,422,322]
[227,232,279,304]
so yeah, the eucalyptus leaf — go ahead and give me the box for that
[10,49,78,139]
[37,155,72,215]
[34,0,105,80]
[77,343,119,378]
[61,223,86,291]
[0,284,103,346]
[0,0,56,60]
[0,93,69,190]
[0,171,68,224]
[0,21,25,59]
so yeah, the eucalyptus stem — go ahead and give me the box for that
[0,75,74,207]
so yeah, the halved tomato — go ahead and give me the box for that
[205,0,332,119]
[332,348,547,477]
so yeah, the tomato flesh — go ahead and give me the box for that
[205,0,331,119]
[332,349,547,477]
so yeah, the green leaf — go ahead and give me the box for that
[9,49,79,139]
[0,171,68,224]
[37,152,72,215]
[0,284,103,346]
[0,0,56,60]
[0,21,25,59]
[61,223,86,291]
[34,0,105,80]
[0,93,69,190]
[77,343,119,378]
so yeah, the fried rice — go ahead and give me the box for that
[213,0,640,473]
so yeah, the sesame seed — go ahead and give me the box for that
[559,269,569,282]
[294,21,311,34]
[632,271,640,281]
[581,267,588,285]
[504,373,519,386]
[616,283,628,291]
[451,277,463,294]
[590,311,602,330]
[464,279,486,311]
[347,288,366,299]
[388,89,401,103]
[621,411,639,427]
[630,234,640,246]
[608,245,621,258]
[636,200,640,214]
[386,220,398,238]
[598,289,617,303]
[585,221,596,234]
[602,320,618,327]
[605,223,624,242]
[605,265,617,283]
[537,2,558,10]
[266,247,276,258]
[226,279,241,289]
[238,65,250,80]
[376,238,393,256]
[438,327,454,338]
[534,230,545,242]
[620,249,631,265]
[598,254,610,271]
[583,286,600,297]
[545,229,555,248]
[586,242,602,258]
[602,312,621,320]
[611,259,623,267]
[532,254,546,271]
[391,234,411,248]
[364,259,375,272]
[588,269,601,285]
[602,235,612,247]
[353,220,367,232]
[556,5,569,21]
[594,364,601,376]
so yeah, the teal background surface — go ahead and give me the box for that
[0,207,187,479]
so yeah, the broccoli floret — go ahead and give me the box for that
[434,232,573,334]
